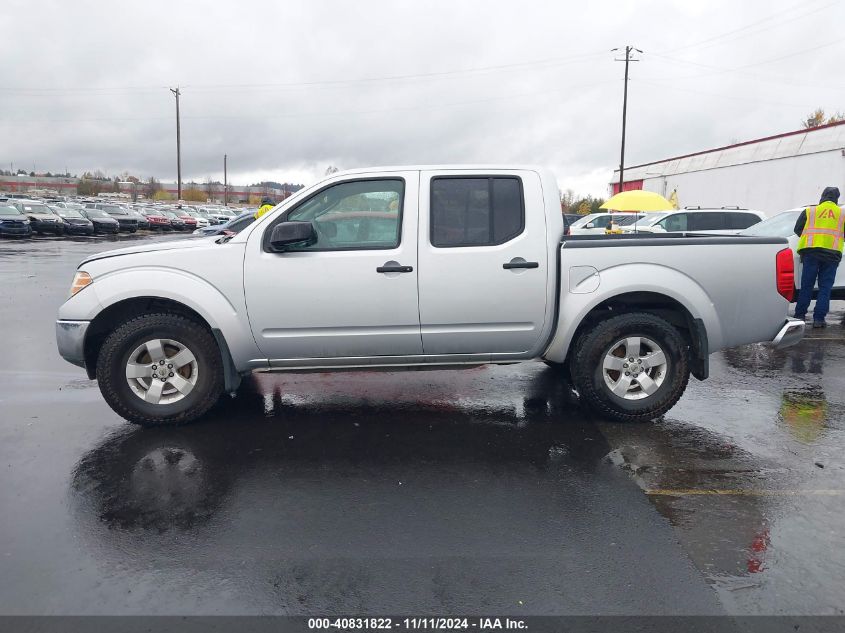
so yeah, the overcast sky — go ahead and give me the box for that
[1,0,842,196]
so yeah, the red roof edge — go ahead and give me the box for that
[618,119,845,173]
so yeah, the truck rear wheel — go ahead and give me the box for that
[96,313,224,426]
[571,312,689,423]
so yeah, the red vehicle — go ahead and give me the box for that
[143,210,172,231]
[173,208,198,229]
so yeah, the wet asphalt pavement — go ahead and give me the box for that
[0,234,844,616]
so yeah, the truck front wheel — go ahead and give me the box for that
[571,312,690,422]
[96,313,224,426]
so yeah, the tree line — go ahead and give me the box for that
[560,189,605,215]
[801,108,845,129]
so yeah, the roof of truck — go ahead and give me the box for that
[329,164,550,175]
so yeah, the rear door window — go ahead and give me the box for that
[430,177,524,247]
[688,212,725,231]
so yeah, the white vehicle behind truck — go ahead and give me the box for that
[56,166,804,426]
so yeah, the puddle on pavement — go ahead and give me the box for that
[598,315,845,614]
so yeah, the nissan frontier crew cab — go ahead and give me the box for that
[56,166,805,426]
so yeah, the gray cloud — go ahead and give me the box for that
[1,0,841,195]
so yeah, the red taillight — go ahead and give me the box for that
[776,248,795,301]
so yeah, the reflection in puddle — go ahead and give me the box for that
[779,388,828,444]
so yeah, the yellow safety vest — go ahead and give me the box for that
[797,201,844,253]
[254,204,274,219]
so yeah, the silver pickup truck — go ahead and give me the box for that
[56,166,804,426]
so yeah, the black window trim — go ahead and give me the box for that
[261,176,407,253]
[429,174,526,248]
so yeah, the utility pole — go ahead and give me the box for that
[612,46,641,194]
[170,87,182,201]
[223,154,228,206]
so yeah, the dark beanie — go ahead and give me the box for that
[819,187,840,204]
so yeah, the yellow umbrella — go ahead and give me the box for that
[600,190,674,213]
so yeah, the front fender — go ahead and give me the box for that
[543,263,723,364]
[57,266,263,369]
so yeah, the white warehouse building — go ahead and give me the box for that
[610,120,845,216]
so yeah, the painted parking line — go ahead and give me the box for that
[645,489,845,496]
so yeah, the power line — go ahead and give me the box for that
[0,78,621,125]
[657,0,836,55]
[642,38,844,87]
[0,50,606,96]
[634,78,809,109]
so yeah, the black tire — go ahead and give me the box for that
[571,312,690,423]
[96,313,224,426]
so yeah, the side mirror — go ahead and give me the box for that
[585,222,595,229]
[269,221,316,251]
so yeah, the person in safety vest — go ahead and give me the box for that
[254,197,275,219]
[793,186,843,328]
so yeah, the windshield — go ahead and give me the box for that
[0,205,22,215]
[224,214,256,233]
[631,212,669,227]
[96,204,123,213]
[569,214,601,228]
[21,204,52,214]
[84,209,111,219]
[611,214,643,226]
[740,209,801,237]
[54,208,84,218]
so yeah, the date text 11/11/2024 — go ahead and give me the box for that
[307,617,528,630]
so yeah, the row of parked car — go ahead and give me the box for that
[0,196,252,238]
[565,206,766,236]
[564,204,844,297]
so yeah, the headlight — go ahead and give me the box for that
[70,271,93,297]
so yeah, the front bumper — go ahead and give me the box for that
[64,224,94,235]
[772,318,805,349]
[0,225,32,236]
[32,220,64,234]
[93,223,119,234]
[56,320,90,369]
